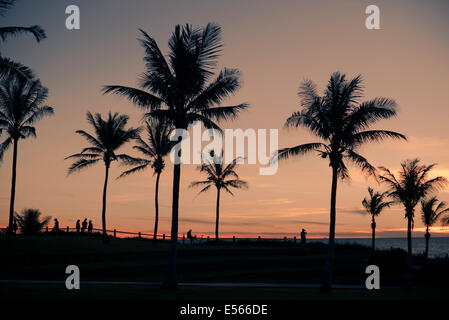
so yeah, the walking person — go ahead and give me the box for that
[81,218,87,233]
[53,218,59,232]
[187,229,197,244]
[88,220,93,233]
[300,228,307,244]
[76,219,81,233]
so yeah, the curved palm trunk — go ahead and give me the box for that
[101,164,110,243]
[406,214,413,289]
[164,162,181,289]
[215,187,221,241]
[321,165,338,293]
[153,171,161,243]
[371,216,376,251]
[8,138,18,234]
[424,226,430,260]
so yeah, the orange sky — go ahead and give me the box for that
[1,0,449,238]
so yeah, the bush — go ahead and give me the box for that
[14,208,51,235]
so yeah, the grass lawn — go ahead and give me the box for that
[1,234,448,300]
[2,284,449,301]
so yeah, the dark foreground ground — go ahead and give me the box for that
[1,234,448,301]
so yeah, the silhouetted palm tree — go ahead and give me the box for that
[362,187,393,251]
[14,208,50,235]
[103,23,248,288]
[379,159,448,287]
[65,112,140,243]
[0,0,46,79]
[275,72,406,292]
[0,77,53,233]
[420,196,449,260]
[190,151,248,241]
[118,118,175,243]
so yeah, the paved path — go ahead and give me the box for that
[0,279,398,290]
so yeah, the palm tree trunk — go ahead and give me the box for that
[215,187,221,241]
[153,171,161,243]
[164,161,181,289]
[371,216,376,251]
[321,164,338,293]
[8,138,18,234]
[406,214,413,289]
[424,226,430,260]
[101,163,110,243]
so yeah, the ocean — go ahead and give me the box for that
[308,237,449,258]
[196,237,448,258]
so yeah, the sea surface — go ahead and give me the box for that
[308,237,449,258]
[212,237,449,258]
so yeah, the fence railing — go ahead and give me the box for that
[0,226,301,244]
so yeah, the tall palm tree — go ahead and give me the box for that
[103,23,248,288]
[420,196,449,260]
[65,112,140,243]
[275,72,406,292]
[0,0,46,80]
[0,77,53,233]
[118,118,175,243]
[361,187,393,251]
[190,151,248,241]
[379,159,448,287]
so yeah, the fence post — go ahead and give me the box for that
[66,226,69,233]
[284,236,287,243]
[207,236,210,242]
[46,226,48,233]
[182,234,185,245]
[233,235,235,244]
[138,232,141,239]
[113,229,116,238]
[163,234,165,240]
[258,235,261,241]
[294,236,296,244]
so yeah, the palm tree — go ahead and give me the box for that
[65,112,140,243]
[361,187,393,251]
[275,72,406,292]
[14,208,50,235]
[420,196,449,260]
[0,0,46,80]
[0,77,54,233]
[103,23,248,288]
[190,151,248,241]
[118,118,175,243]
[379,159,448,287]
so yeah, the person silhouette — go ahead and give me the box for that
[187,229,197,244]
[76,219,81,233]
[81,218,87,233]
[53,218,59,232]
[300,228,307,244]
[88,220,93,233]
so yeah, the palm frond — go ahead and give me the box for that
[0,57,36,80]
[276,143,324,162]
[197,103,249,122]
[67,158,100,175]
[0,0,14,16]
[0,135,12,161]
[0,25,46,42]
[102,85,164,109]
[117,164,149,179]
[345,149,377,177]
[349,130,406,146]
[188,68,242,110]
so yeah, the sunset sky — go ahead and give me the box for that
[1,0,449,238]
